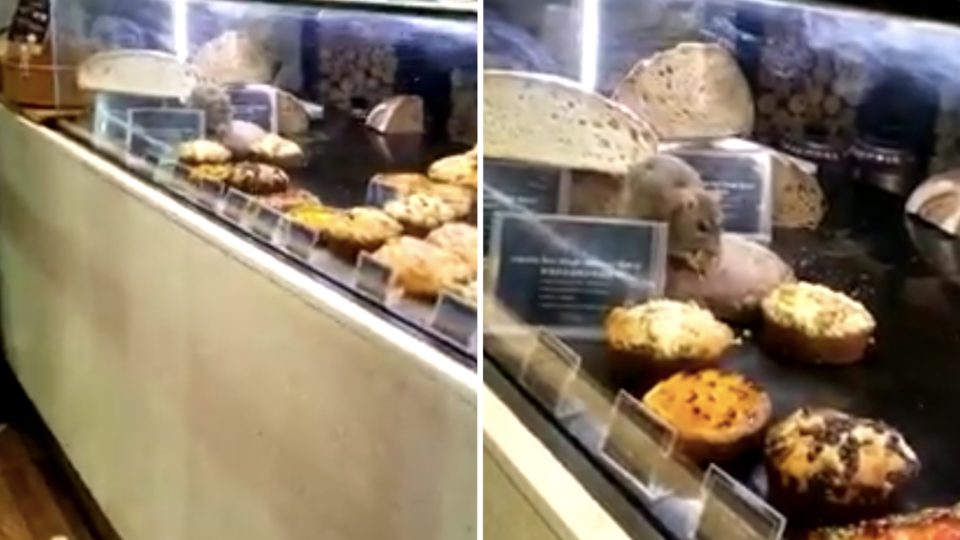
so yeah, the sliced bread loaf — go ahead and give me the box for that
[484,70,658,175]
[613,42,754,139]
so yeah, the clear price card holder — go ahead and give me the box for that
[221,188,255,225]
[365,174,401,206]
[283,218,319,261]
[517,328,582,414]
[428,290,477,348]
[190,179,226,211]
[598,390,677,499]
[694,465,786,540]
[354,252,400,305]
[250,204,284,242]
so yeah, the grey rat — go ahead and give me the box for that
[570,155,723,272]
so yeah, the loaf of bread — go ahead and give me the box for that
[772,151,827,229]
[484,70,659,175]
[612,43,754,140]
[906,170,960,236]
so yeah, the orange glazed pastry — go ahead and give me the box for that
[643,369,771,462]
[808,504,960,539]
[761,282,875,365]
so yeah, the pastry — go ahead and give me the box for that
[428,151,478,189]
[251,133,306,169]
[178,139,231,164]
[188,163,232,184]
[642,369,771,462]
[426,223,478,271]
[809,504,960,539]
[761,282,875,364]
[372,236,473,299]
[372,173,431,194]
[765,408,919,522]
[257,189,320,212]
[604,300,736,379]
[227,162,290,195]
[372,173,475,216]
[384,193,464,236]
[447,280,477,306]
[292,206,401,259]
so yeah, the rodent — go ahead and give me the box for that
[569,155,723,272]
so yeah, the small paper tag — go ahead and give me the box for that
[354,252,397,304]
[429,292,477,347]
[284,220,318,260]
[221,189,254,223]
[250,205,283,241]
[695,465,786,540]
[598,390,677,497]
[518,329,582,413]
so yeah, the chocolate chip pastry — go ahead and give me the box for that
[227,162,290,195]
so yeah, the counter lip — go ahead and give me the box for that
[484,356,673,540]
[12,112,476,403]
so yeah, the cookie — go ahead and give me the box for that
[428,151,477,189]
[384,193,463,236]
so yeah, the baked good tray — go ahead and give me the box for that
[58,111,476,366]
[489,191,960,537]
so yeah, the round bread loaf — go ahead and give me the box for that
[484,70,659,175]
[666,234,795,323]
[643,369,771,462]
[761,282,875,365]
[605,300,736,379]
[613,43,754,140]
[765,408,919,521]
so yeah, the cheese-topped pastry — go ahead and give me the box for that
[643,369,771,462]
[766,408,918,518]
[605,300,736,373]
[761,282,875,364]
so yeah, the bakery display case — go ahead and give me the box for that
[5,0,479,357]
[483,1,960,538]
[0,1,477,539]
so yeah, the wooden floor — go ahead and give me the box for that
[0,362,106,540]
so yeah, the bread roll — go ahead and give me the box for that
[484,70,658,175]
[612,43,754,139]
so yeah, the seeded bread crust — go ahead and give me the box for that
[643,369,771,462]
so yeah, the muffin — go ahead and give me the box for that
[765,408,919,523]
[384,193,464,236]
[604,300,736,379]
[642,369,771,462]
[228,162,290,195]
[372,236,473,299]
[761,282,876,365]
[178,139,231,164]
[251,133,306,168]
[257,188,320,212]
[426,223,477,272]
[809,504,960,540]
[420,182,476,219]
[428,150,477,189]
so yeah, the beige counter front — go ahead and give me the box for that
[0,108,477,540]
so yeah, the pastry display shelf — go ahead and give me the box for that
[0,105,477,540]
[57,108,478,365]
